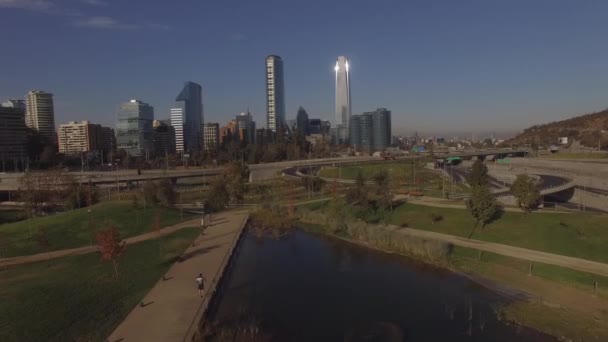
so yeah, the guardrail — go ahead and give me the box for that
[183,215,249,342]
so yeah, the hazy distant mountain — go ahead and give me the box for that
[503,109,608,148]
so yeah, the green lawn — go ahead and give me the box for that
[0,201,193,257]
[451,246,608,299]
[0,227,199,342]
[390,203,608,263]
[0,210,26,225]
[304,200,608,263]
[318,161,442,184]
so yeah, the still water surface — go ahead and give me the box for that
[208,230,555,341]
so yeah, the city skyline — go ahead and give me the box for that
[4,1,608,135]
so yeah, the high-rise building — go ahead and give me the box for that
[372,108,392,151]
[350,108,392,152]
[320,120,331,136]
[58,121,99,154]
[266,55,285,132]
[25,90,56,142]
[220,119,239,145]
[334,56,351,143]
[57,121,114,155]
[0,101,27,160]
[116,99,154,157]
[255,128,274,145]
[171,81,203,154]
[203,123,219,151]
[153,120,176,156]
[296,106,309,136]
[308,119,321,135]
[98,126,116,154]
[2,99,25,110]
[236,111,256,144]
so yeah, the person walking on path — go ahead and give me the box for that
[195,273,206,298]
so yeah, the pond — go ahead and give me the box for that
[205,229,555,341]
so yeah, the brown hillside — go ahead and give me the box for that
[504,109,608,148]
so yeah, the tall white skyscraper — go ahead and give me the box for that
[25,90,56,142]
[335,56,351,143]
[266,55,285,132]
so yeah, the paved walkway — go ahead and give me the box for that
[397,226,608,277]
[108,210,249,342]
[2,218,203,267]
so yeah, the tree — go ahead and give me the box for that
[207,177,230,212]
[466,159,489,187]
[35,226,51,260]
[96,224,127,277]
[510,174,541,214]
[156,179,176,207]
[142,181,158,206]
[346,170,369,207]
[373,170,392,211]
[225,162,250,203]
[466,184,498,238]
[19,168,77,213]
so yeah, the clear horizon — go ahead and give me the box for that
[2,0,608,137]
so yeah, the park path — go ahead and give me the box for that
[2,217,203,267]
[397,226,608,277]
[107,210,249,342]
[403,195,573,214]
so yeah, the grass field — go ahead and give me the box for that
[318,161,442,184]
[0,227,199,342]
[0,210,26,225]
[303,199,608,263]
[0,201,193,257]
[450,246,608,341]
[389,202,608,263]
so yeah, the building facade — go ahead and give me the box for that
[296,106,309,136]
[171,81,203,154]
[219,119,239,145]
[98,126,116,154]
[334,56,351,144]
[203,123,219,150]
[321,120,331,136]
[266,55,285,132]
[153,121,176,155]
[116,99,154,157]
[308,119,321,135]
[350,108,392,152]
[0,101,27,160]
[372,108,392,151]
[58,121,97,154]
[236,111,256,144]
[57,121,115,155]
[25,90,56,142]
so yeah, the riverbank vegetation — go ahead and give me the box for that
[0,228,199,342]
[298,199,608,341]
[0,201,192,257]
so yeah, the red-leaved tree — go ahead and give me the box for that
[96,224,126,277]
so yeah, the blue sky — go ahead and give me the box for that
[2,0,608,136]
